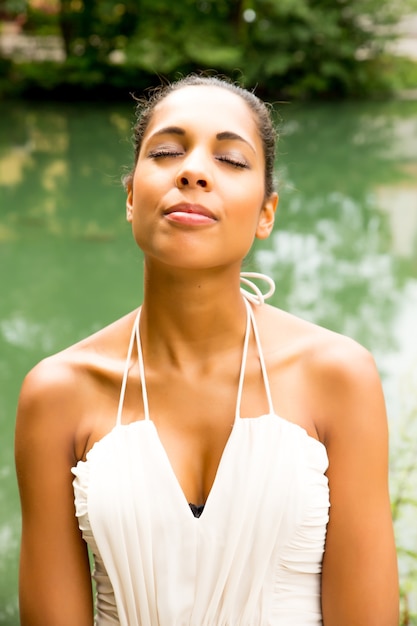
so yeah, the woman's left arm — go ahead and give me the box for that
[318,340,399,626]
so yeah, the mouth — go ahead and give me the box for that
[163,203,217,225]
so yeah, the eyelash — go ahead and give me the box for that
[148,150,248,170]
[149,150,183,158]
[216,155,248,169]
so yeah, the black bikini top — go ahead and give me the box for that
[189,503,205,518]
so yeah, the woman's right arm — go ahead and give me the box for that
[15,360,94,626]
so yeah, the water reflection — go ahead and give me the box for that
[1,99,417,623]
[0,103,130,242]
[0,314,56,351]
[377,179,417,258]
[256,195,398,352]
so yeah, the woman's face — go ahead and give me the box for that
[127,85,278,271]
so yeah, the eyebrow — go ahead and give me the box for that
[151,126,185,138]
[216,131,255,153]
[150,126,256,153]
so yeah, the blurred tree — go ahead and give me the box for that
[2,0,416,98]
[121,0,413,96]
[120,0,240,74]
[58,0,140,61]
[1,0,27,17]
[237,0,403,95]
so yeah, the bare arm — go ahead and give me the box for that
[15,360,94,626]
[316,341,399,625]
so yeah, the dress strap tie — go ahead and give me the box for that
[240,272,275,305]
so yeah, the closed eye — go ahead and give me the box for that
[148,149,184,159]
[216,155,249,169]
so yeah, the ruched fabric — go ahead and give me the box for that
[72,290,330,625]
[73,417,329,626]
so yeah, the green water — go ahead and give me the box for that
[1,99,417,623]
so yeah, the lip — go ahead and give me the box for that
[164,203,217,219]
[163,203,217,225]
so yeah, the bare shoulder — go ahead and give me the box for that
[257,304,386,444]
[19,309,138,396]
[17,353,86,461]
[297,314,380,396]
[16,309,138,462]
[259,302,379,381]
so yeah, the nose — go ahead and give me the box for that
[175,151,212,191]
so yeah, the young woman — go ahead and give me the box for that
[15,75,399,626]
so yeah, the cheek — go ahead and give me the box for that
[129,183,162,251]
[130,210,151,253]
[129,183,153,222]
[132,167,172,212]
[230,185,264,221]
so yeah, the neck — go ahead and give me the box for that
[139,262,248,365]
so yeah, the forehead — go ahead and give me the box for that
[145,85,259,141]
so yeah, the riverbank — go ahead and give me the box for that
[1,14,417,101]
[391,14,417,60]
[389,14,417,99]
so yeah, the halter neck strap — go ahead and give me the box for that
[135,312,150,421]
[234,297,275,422]
[116,273,276,426]
[240,272,275,305]
[116,310,140,426]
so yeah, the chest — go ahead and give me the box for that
[73,416,329,625]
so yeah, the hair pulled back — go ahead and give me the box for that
[126,74,277,197]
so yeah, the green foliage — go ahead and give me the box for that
[382,55,417,92]
[1,58,154,100]
[1,0,416,99]
[390,367,417,625]
[1,0,27,16]
[23,4,59,35]
[57,0,140,61]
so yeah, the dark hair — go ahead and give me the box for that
[125,74,277,197]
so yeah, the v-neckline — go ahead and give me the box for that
[147,417,240,522]
[130,300,255,521]
[114,296,276,522]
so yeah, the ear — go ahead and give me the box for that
[126,185,133,223]
[256,192,278,240]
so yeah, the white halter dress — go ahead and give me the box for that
[72,284,330,626]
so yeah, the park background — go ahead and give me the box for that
[1,0,417,624]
